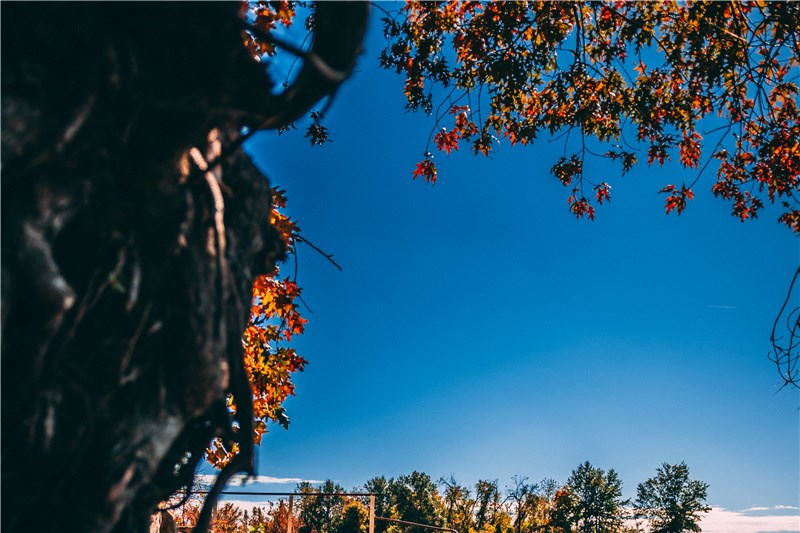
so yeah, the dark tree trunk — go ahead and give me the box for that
[1,3,367,532]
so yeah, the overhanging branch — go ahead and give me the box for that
[770,266,800,388]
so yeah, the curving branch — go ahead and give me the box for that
[770,266,800,388]
[254,2,370,131]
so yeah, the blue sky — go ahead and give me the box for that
[223,8,798,532]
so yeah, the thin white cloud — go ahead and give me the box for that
[742,506,800,513]
[194,474,324,487]
[244,475,326,485]
[700,506,800,533]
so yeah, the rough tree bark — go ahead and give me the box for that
[1,3,367,533]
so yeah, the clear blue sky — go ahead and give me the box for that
[230,8,798,530]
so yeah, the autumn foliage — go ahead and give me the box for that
[206,1,312,469]
[207,187,308,468]
[379,1,800,229]
[207,0,800,471]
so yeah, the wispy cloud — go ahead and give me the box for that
[700,506,800,533]
[246,475,326,485]
[194,474,324,487]
[741,506,800,513]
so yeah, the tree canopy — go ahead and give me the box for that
[172,464,709,533]
[377,1,799,229]
[553,462,628,533]
[634,462,710,533]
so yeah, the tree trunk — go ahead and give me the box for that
[1,3,367,532]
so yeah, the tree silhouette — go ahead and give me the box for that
[555,462,628,533]
[634,463,710,533]
[1,3,366,532]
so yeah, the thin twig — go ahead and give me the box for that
[294,234,343,271]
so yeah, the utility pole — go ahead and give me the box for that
[288,495,294,533]
[369,495,375,533]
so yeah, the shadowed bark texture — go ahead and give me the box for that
[1,3,367,533]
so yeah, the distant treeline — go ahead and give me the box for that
[172,461,709,533]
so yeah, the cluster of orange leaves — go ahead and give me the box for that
[659,184,696,215]
[242,1,296,59]
[207,187,308,468]
[381,1,799,230]
[206,2,310,468]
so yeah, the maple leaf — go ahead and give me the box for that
[595,182,612,205]
[413,159,438,183]
[678,132,703,169]
[434,128,460,154]
[661,184,695,215]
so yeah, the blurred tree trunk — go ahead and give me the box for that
[0,3,366,532]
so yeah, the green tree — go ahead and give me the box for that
[364,476,397,533]
[298,480,348,533]
[390,471,445,533]
[634,463,710,533]
[558,462,628,533]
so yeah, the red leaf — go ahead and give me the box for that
[413,159,438,183]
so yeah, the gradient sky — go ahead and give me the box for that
[214,8,799,532]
